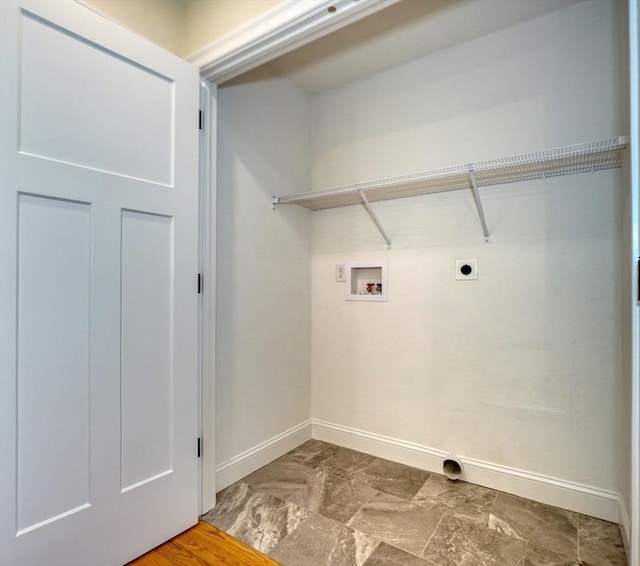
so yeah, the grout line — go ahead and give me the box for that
[419,512,445,559]
[345,486,379,528]
[487,490,499,525]
[576,513,581,562]
[521,541,529,565]
[413,472,431,502]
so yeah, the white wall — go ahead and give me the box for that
[216,71,312,471]
[311,0,627,493]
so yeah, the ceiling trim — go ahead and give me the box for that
[187,0,401,85]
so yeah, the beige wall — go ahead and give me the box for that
[80,0,185,55]
[80,0,283,58]
[183,0,282,57]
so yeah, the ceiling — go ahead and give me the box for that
[225,0,582,94]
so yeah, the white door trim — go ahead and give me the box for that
[188,0,400,85]
[628,1,639,564]
[198,79,217,514]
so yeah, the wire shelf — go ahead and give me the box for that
[275,136,629,211]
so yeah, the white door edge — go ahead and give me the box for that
[628,1,639,564]
[199,78,217,514]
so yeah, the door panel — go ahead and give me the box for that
[17,194,92,534]
[20,8,174,184]
[121,210,174,491]
[1,2,200,564]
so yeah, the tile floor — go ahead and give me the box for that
[202,440,628,566]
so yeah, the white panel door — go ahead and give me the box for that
[0,2,200,564]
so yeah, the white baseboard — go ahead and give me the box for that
[619,496,631,565]
[215,419,312,491]
[213,418,620,524]
[313,419,450,472]
[312,419,620,523]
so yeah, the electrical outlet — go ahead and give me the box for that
[336,264,346,282]
[456,259,478,280]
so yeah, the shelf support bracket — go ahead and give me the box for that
[358,190,391,248]
[468,169,490,242]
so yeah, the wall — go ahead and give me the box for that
[80,0,185,55]
[310,0,626,496]
[216,70,312,483]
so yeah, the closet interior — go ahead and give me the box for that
[214,0,631,545]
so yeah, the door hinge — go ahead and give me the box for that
[199,110,203,130]
[197,273,202,294]
[197,437,201,458]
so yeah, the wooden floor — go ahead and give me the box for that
[127,520,280,566]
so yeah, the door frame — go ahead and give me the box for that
[628,1,639,564]
[199,79,217,514]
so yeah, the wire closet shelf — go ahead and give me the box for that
[273,136,629,212]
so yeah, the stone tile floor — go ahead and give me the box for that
[202,440,628,566]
